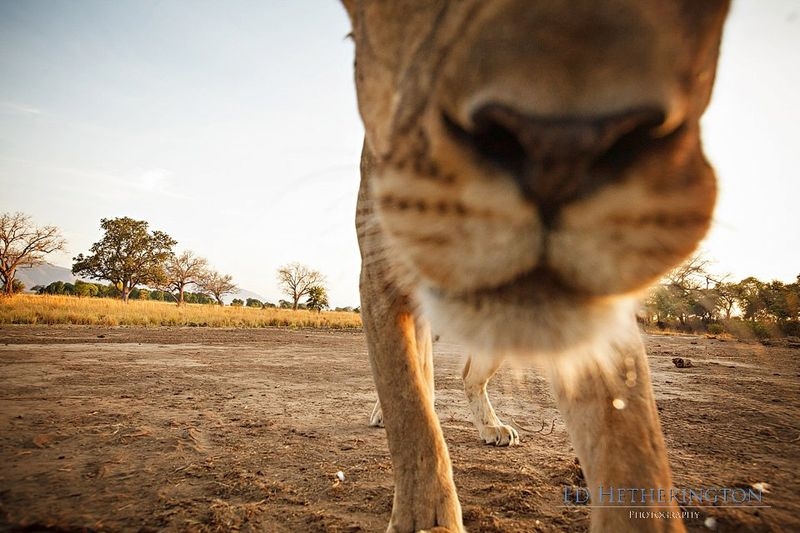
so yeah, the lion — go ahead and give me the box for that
[343,1,730,532]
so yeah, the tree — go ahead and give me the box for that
[72,217,176,302]
[658,253,722,325]
[0,212,66,296]
[714,282,740,320]
[305,285,329,312]
[277,262,326,310]
[231,298,244,307]
[762,280,792,322]
[736,277,767,321]
[246,298,263,308]
[665,254,714,291]
[74,280,98,298]
[162,250,209,306]
[183,291,214,305]
[787,275,800,323]
[196,269,237,306]
[44,281,64,294]
[645,285,682,324]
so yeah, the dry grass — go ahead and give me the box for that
[0,294,362,329]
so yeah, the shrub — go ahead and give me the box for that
[749,321,773,340]
[780,321,800,337]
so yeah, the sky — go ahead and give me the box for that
[0,1,798,307]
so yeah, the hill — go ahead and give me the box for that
[14,264,78,289]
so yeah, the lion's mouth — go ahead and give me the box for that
[431,265,590,306]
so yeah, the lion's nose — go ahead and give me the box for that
[443,104,667,226]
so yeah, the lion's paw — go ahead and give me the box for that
[480,423,520,446]
[369,402,385,427]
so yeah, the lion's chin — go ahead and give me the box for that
[417,272,640,358]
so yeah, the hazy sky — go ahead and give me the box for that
[1,1,798,307]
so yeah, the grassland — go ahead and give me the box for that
[0,294,362,329]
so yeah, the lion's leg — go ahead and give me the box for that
[415,315,435,401]
[462,356,519,446]
[369,317,434,429]
[361,275,463,532]
[548,325,685,533]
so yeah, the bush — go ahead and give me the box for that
[749,321,773,340]
[781,321,800,337]
[707,323,724,335]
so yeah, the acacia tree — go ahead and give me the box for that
[196,269,237,305]
[0,212,67,296]
[277,262,325,310]
[72,217,176,302]
[162,250,209,306]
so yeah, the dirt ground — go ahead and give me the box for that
[0,326,798,532]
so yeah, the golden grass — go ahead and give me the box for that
[0,294,362,329]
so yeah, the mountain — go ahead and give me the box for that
[14,263,78,290]
[13,263,266,304]
[223,288,268,306]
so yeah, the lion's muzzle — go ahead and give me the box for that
[443,104,669,228]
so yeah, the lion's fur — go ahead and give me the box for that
[345,1,730,531]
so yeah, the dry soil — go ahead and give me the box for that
[0,326,798,532]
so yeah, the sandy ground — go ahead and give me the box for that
[0,325,798,532]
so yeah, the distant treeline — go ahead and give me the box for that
[33,280,216,305]
[229,297,358,313]
[32,280,360,313]
[643,258,800,339]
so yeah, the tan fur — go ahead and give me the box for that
[461,356,519,446]
[346,2,729,531]
[371,355,518,447]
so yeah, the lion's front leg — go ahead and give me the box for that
[361,274,463,533]
[370,316,435,429]
[462,356,519,446]
[549,325,686,533]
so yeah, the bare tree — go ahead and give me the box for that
[0,212,66,296]
[163,250,209,306]
[665,253,714,291]
[277,262,326,310]
[197,269,237,306]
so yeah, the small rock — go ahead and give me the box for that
[672,357,693,368]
